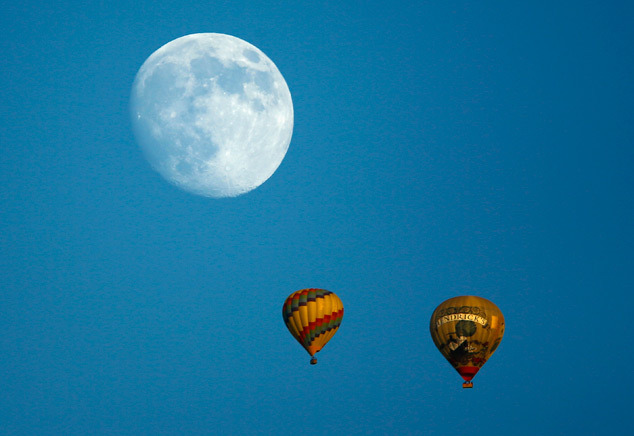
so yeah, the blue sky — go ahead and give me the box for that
[1,1,633,434]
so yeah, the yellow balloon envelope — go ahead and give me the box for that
[429,296,505,388]
[283,289,344,364]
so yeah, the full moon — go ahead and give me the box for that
[130,33,293,197]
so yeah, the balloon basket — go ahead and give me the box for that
[310,357,317,365]
[462,381,473,389]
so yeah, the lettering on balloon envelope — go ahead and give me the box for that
[430,296,505,384]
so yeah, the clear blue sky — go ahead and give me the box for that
[1,1,633,434]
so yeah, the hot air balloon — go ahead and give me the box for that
[283,288,344,365]
[429,296,505,388]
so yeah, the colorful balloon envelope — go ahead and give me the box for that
[429,296,505,388]
[283,289,344,364]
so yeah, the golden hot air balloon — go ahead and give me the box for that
[429,296,505,388]
[283,288,344,365]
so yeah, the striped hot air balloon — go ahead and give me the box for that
[283,288,344,365]
[430,296,505,388]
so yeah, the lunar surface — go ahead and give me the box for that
[130,33,293,197]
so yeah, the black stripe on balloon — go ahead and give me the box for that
[307,326,340,345]
[291,294,329,309]
[305,315,343,343]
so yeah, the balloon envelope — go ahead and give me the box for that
[283,289,344,363]
[429,296,505,386]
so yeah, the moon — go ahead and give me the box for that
[130,33,293,197]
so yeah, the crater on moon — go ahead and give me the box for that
[130,33,294,198]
